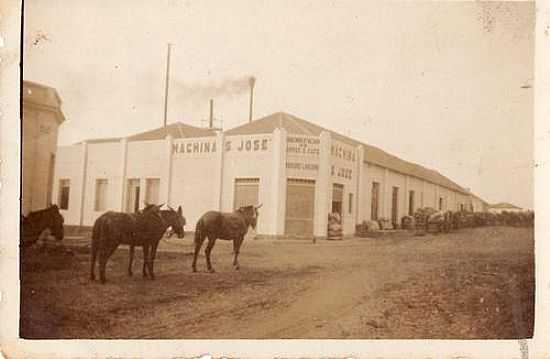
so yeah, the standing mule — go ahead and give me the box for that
[192,204,262,273]
[21,204,64,248]
[90,204,165,284]
[128,205,186,278]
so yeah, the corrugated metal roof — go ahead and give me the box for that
[226,112,471,195]
[489,202,521,209]
[80,122,216,144]
[75,111,478,197]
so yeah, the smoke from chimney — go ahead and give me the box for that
[174,75,254,99]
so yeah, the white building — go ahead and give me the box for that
[53,112,486,238]
[488,202,523,214]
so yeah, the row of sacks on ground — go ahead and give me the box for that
[356,208,535,235]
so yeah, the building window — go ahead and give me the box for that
[391,186,399,226]
[234,178,260,209]
[332,183,344,215]
[408,190,415,216]
[348,193,353,214]
[126,179,141,213]
[95,179,108,211]
[371,182,380,220]
[47,153,55,205]
[58,179,70,210]
[145,178,160,205]
[439,197,443,211]
[460,203,464,211]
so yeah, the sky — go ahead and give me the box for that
[23,0,535,209]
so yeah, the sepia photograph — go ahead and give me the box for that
[3,0,546,353]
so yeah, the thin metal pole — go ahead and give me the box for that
[163,43,172,128]
[249,77,255,123]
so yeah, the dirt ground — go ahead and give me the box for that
[20,226,534,339]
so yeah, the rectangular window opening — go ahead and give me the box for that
[94,179,108,211]
[58,179,70,210]
[371,182,380,220]
[145,178,160,205]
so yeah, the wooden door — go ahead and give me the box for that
[285,179,315,236]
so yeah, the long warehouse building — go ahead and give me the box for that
[53,112,488,238]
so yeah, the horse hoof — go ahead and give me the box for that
[208,268,216,273]
[234,266,240,271]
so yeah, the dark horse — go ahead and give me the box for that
[192,204,261,273]
[128,206,186,278]
[20,204,64,248]
[90,204,166,283]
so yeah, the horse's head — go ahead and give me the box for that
[238,203,262,230]
[164,205,186,239]
[48,204,65,241]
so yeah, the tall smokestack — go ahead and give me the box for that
[248,76,256,123]
[209,99,214,128]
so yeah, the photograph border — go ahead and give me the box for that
[1,0,549,357]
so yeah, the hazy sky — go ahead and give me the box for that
[24,0,534,209]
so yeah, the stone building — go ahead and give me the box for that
[22,81,65,215]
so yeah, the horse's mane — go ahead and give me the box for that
[237,205,254,213]
[26,206,57,221]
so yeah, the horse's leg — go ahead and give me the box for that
[148,240,160,279]
[232,238,243,270]
[142,244,149,278]
[205,237,217,273]
[143,244,154,280]
[128,245,135,276]
[192,235,206,272]
[99,242,118,284]
[148,242,157,280]
[90,239,98,281]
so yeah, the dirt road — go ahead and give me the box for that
[20,227,534,339]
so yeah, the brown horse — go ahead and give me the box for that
[21,205,64,248]
[128,206,186,278]
[192,204,261,273]
[90,204,165,283]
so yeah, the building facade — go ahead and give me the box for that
[22,81,66,215]
[53,112,485,238]
[488,202,523,214]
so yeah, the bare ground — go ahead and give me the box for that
[20,226,534,339]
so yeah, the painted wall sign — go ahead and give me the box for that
[287,136,320,156]
[286,162,319,171]
[173,140,217,154]
[225,138,269,152]
[331,143,355,162]
[173,136,271,155]
[331,165,353,180]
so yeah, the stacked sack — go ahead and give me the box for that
[414,207,437,231]
[401,215,416,230]
[377,217,393,230]
[328,212,343,240]
[355,220,381,237]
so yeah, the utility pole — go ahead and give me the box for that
[163,43,172,129]
[248,76,256,123]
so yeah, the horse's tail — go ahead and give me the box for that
[194,218,203,244]
[92,217,101,240]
